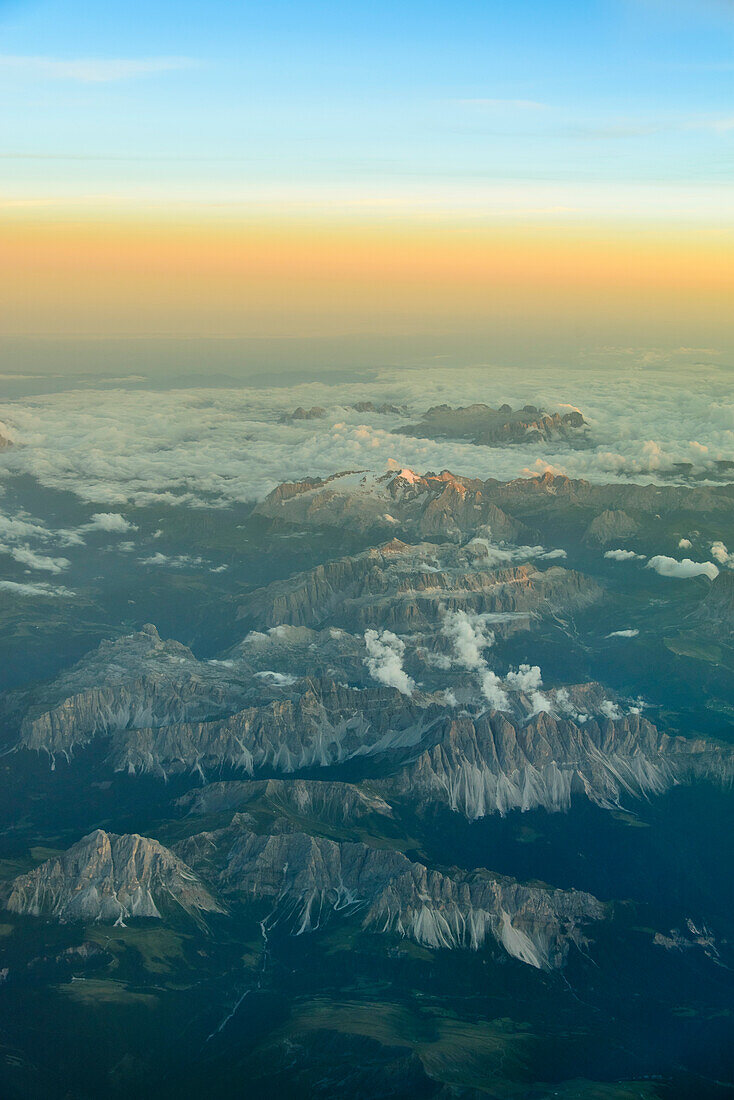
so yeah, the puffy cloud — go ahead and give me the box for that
[139,552,207,569]
[711,541,734,568]
[553,688,587,723]
[604,549,646,562]
[529,691,552,715]
[599,700,623,720]
[87,512,137,533]
[4,546,70,573]
[254,671,298,686]
[505,664,543,692]
[468,538,567,566]
[646,555,719,581]
[480,670,510,711]
[606,628,639,638]
[441,610,495,670]
[678,538,692,550]
[0,579,74,598]
[364,629,415,696]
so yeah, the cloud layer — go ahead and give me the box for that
[0,358,731,511]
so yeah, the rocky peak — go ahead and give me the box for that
[3,830,222,924]
[583,510,639,544]
[177,820,604,969]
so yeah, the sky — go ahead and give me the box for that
[0,0,733,353]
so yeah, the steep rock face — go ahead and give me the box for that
[256,470,734,543]
[583,509,638,545]
[178,778,394,823]
[486,472,734,519]
[690,570,734,637]
[103,679,447,778]
[255,468,526,542]
[4,830,222,924]
[178,824,603,969]
[19,624,251,756]
[237,539,602,632]
[396,403,587,447]
[385,710,734,820]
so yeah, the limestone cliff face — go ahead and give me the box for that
[254,468,526,542]
[385,709,734,820]
[178,778,394,824]
[4,830,222,924]
[238,539,602,632]
[105,679,446,778]
[19,624,251,756]
[690,570,734,637]
[256,469,734,540]
[178,823,604,970]
[583,509,639,545]
[485,472,734,518]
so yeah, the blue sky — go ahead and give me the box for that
[0,0,733,215]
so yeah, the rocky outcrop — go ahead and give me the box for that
[486,472,734,520]
[689,570,734,637]
[385,709,734,820]
[256,469,734,543]
[178,778,394,824]
[397,403,587,447]
[3,830,222,924]
[237,539,602,632]
[254,468,527,542]
[583,510,638,545]
[18,624,251,756]
[177,822,604,969]
[96,679,447,779]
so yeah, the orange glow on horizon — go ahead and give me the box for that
[2,215,733,339]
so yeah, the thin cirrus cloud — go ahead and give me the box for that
[0,55,198,83]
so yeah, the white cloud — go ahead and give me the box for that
[254,671,298,686]
[599,700,623,720]
[441,610,495,670]
[4,546,71,573]
[529,691,552,715]
[0,55,196,83]
[0,359,732,509]
[678,538,692,549]
[139,552,207,569]
[606,629,639,638]
[505,664,543,693]
[87,512,137,533]
[646,555,719,581]
[0,579,74,598]
[480,670,510,711]
[468,538,567,566]
[711,541,734,568]
[604,549,646,561]
[364,629,415,695]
